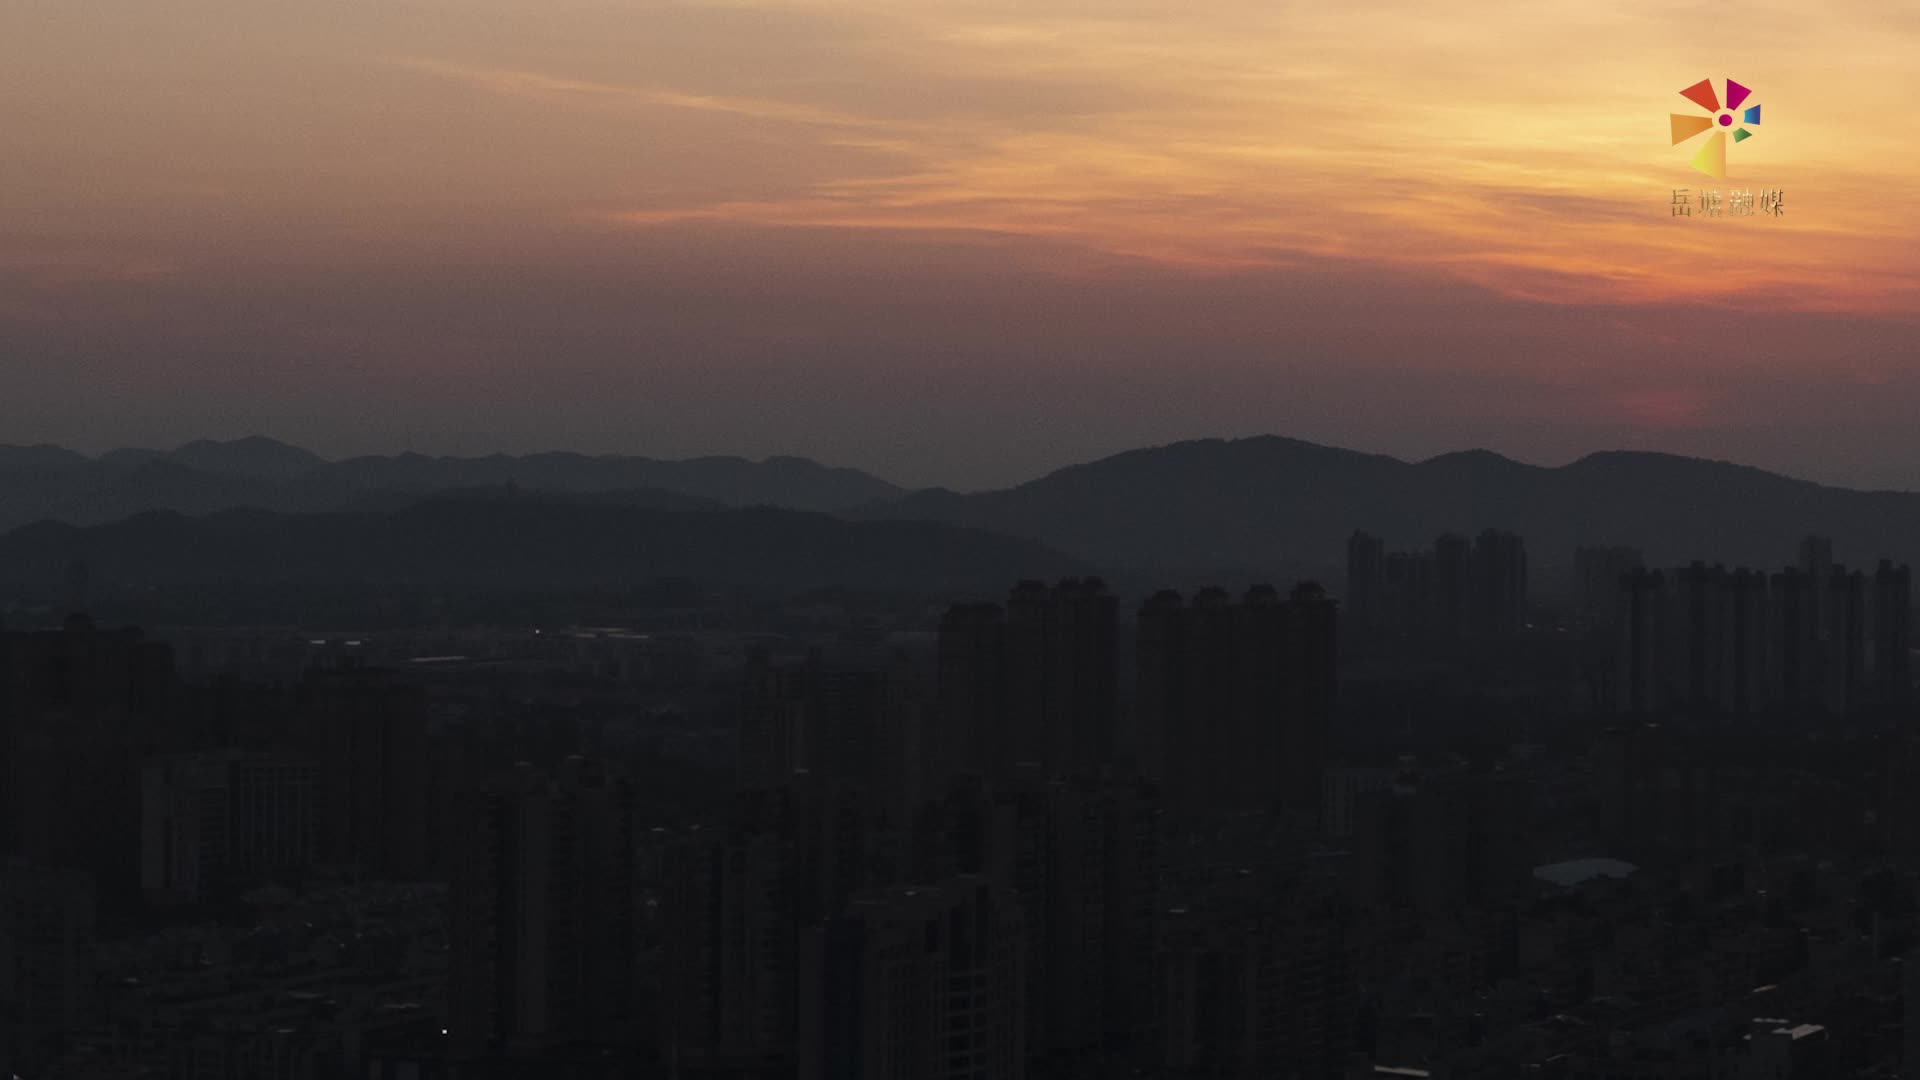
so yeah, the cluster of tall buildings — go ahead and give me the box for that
[1160,891,1353,1078]
[1135,583,1336,817]
[1331,766,1532,914]
[449,757,642,1060]
[0,618,174,905]
[140,750,320,906]
[1345,529,1529,640]
[1,620,440,920]
[0,619,449,1075]
[740,577,1338,828]
[930,578,1120,785]
[1574,544,1647,627]
[448,765,1162,1079]
[1617,546,1912,716]
[940,578,1336,820]
[800,877,1028,1080]
[663,576,1340,1078]
[0,858,95,1071]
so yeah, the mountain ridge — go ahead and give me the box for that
[0,437,907,529]
[8,433,1920,586]
[0,499,1081,591]
[851,435,1920,580]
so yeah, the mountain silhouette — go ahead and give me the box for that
[11,434,1920,588]
[98,436,323,477]
[335,484,727,514]
[169,435,327,477]
[0,439,905,531]
[855,436,1920,583]
[0,499,1077,590]
[0,444,89,469]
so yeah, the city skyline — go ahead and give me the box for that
[10,3,1920,1075]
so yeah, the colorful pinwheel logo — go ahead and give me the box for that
[1670,78,1761,179]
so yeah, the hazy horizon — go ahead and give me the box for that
[7,1,1920,492]
[24,428,1920,499]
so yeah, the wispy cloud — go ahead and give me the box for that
[367,0,1920,313]
[385,56,892,130]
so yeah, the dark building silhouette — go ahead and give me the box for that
[1724,566,1772,713]
[1675,561,1770,711]
[448,758,639,1061]
[139,750,319,905]
[737,646,934,837]
[289,665,431,879]
[935,603,1010,783]
[1382,547,1435,637]
[13,459,1920,1080]
[1345,531,1527,642]
[1135,583,1336,818]
[1789,530,1835,664]
[1470,528,1529,638]
[1345,530,1386,634]
[906,768,1159,1060]
[1135,588,1229,814]
[1619,567,1667,715]
[1005,578,1118,776]
[0,619,175,911]
[0,859,95,1074]
[1160,894,1354,1079]
[1618,557,1911,715]
[1827,566,1869,713]
[1433,532,1474,636]
[1575,544,1644,627]
[738,651,888,801]
[800,876,1026,1080]
[737,652,806,793]
[927,580,1118,784]
[656,782,897,1075]
[1798,533,1835,596]
[1347,767,1531,912]
[1772,565,1820,712]
[1029,776,1157,1064]
[1876,559,1912,706]
[661,814,801,1074]
[1096,777,1163,1061]
[910,773,1162,1067]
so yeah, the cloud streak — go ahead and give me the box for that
[3,0,1919,484]
[366,2,1920,310]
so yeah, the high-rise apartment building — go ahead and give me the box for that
[448,758,639,1060]
[1134,584,1336,817]
[140,750,319,905]
[800,876,1026,1080]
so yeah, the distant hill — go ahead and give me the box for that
[335,484,727,514]
[0,438,905,530]
[0,500,1079,590]
[854,436,1920,581]
[13,434,1920,588]
[171,435,327,478]
[281,451,901,513]
[0,444,89,469]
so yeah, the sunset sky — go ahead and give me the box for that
[5,0,1919,489]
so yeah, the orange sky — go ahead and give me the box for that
[4,0,1920,487]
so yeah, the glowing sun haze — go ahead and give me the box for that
[4,0,1919,489]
